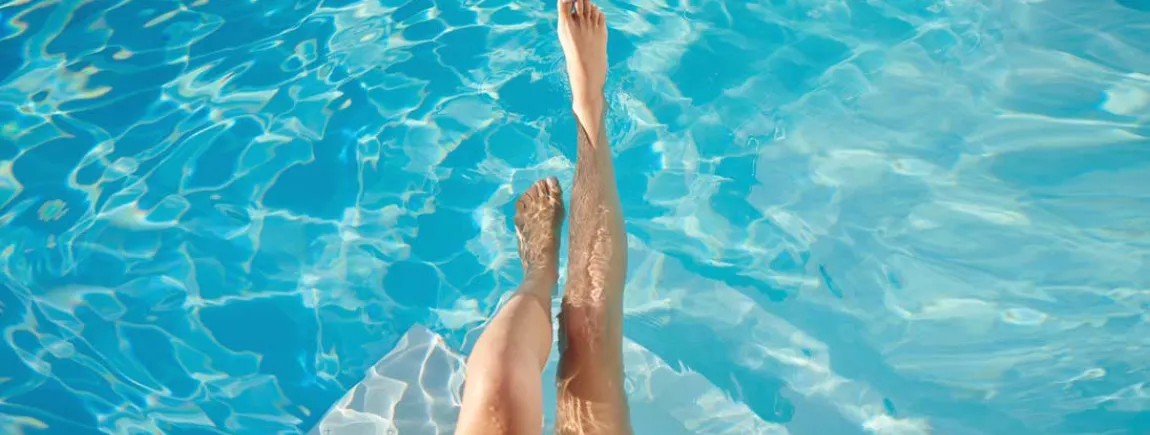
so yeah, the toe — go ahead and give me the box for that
[516,192,529,216]
[558,0,572,22]
[517,183,540,212]
[544,176,561,198]
[527,180,544,203]
[578,0,589,19]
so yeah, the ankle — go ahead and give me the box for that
[518,269,558,304]
[523,265,559,284]
[572,99,603,140]
[572,91,603,115]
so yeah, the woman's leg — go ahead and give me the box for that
[456,178,565,435]
[554,1,633,433]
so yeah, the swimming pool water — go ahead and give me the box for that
[1,0,1148,433]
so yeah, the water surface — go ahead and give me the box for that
[1,0,1149,433]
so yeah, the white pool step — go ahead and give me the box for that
[309,325,783,434]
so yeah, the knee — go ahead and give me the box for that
[557,303,616,347]
[464,352,540,402]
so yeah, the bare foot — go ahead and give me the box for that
[514,177,565,278]
[558,0,608,143]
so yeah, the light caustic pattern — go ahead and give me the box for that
[0,0,1148,433]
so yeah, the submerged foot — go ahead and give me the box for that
[558,0,608,141]
[514,177,565,278]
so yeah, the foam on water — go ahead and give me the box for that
[1,0,1148,433]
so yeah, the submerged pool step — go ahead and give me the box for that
[309,325,784,434]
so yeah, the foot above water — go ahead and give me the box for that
[557,0,608,141]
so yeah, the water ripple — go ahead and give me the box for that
[1,0,1148,433]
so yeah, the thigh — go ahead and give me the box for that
[554,294,633,434]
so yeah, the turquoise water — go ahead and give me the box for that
[2,0,1149,433]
